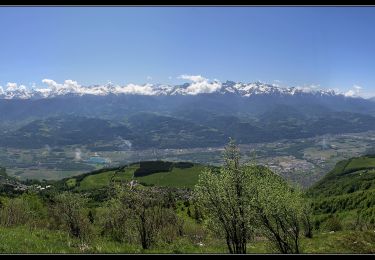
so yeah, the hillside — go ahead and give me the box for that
[1,158,375,253]
[0,167,28,194]
[1,109,375,150]
[308,155,375,227]
[0,116,133,149]
[60,161,208,191]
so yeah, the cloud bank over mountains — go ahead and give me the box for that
[0,75,369,99]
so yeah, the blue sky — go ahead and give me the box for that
[1,6,375,97]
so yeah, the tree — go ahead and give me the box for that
[194,139,307,254]
[302,200,314,238]
[194,139,256,254]
[53,192,92,242]
[98,193,135,243]
[111,184,183,249]
[252,167,305,254]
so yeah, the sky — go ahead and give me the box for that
[1,6,375,98]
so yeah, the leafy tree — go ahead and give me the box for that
[195,139,308,254]
[192,201,203,224]
[302,200,314,238]
[194,139,256,254]
[109,184,183,249]
[252,168,306,253]
[52,192,92,242]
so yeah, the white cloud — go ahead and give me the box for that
[6,82,19,91]
[0,82,30,99]
[39,79,82,95]
[42,79,59,88]
[344,84,363,97]
[296,86,313,93]
[114,83,155,95]
[75,148,82,161]
[294,84,322,93]
[34,88,53,97]
[37,76,224,96]
[344,89,356,97]
[40,79,157,96]
[185,80,222,95]
[179,74,207,83]
[65,80,82,93]
[272,80,281,87]
[5,82,28,92]
[40,79,63,94]
[41,79,80,90]
[177,75,222,94]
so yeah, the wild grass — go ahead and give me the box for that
[0,226,374,254]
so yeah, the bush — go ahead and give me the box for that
[322,215,343,232]
[97,199,137,244]
[0,193,48,228]
[106,184,185,249]
[182,221,207,245]
[156,208,184,245]
[51,192,94,243]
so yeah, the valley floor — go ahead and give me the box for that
[3,131,375,187]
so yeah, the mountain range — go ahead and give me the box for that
[0,80,361,99]
[0,80,374,150]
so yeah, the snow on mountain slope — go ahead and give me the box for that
[0,79,351,100]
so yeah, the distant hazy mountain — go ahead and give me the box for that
[0,80,374,121]
[0,80,374,149]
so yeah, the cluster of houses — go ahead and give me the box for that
[33,184,52,191]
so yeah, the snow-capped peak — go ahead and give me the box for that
[0,79,345,100]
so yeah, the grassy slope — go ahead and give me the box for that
[0,226,77,254]
[345,156,375,172]
[308,156,375,225]
[64,162,206,191]
[309,156,375,197]
[136,165,205,188]
[78,171,116,191]
[1,226,374,254]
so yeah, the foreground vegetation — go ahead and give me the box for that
[0,143,374,254]
[1,226,374,254]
